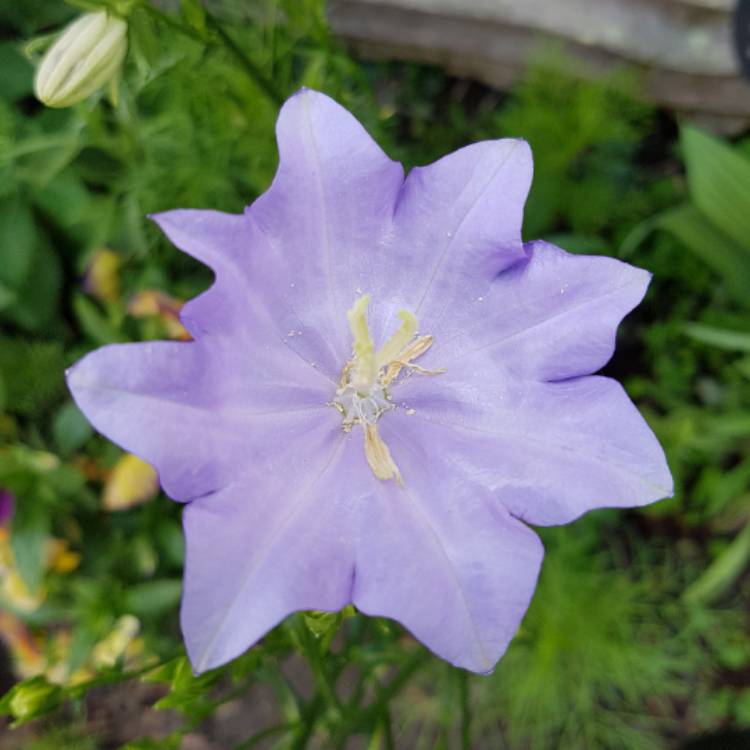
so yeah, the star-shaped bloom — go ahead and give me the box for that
[67,89,672,674]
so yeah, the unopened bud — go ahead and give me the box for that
[34,11,127,108]
[5,677,62,724]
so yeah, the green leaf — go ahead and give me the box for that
[681,125,750,252]
[303,609,343,640]
[657,204,750,306]
[0,42,33,101]
[128,7,164,83]
[10,494,50,592]
[153,656,224,719]
[5,237,63,333]
[0,2,72,36]
[180,0,207,35]
[52,401,94,456]
[125,579,182,617]
[0,338,66,417]
[684,522,750,606]
[142,655,181,685]
[119,735,181,750]
[0,195,36,290]
[684,323,750,352]
[73,294,123,345]
[34,171,92,232]
[0,280,16,311]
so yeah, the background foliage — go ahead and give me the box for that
[1,1,749,747]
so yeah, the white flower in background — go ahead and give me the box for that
[34,11,127,108]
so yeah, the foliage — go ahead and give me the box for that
[0,0,749,748]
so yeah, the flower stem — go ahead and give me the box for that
[294,618,343,715]
[139,2,204,42]
[205,17,285,107]
[140,2,284,107]
[458,670,472,750]
[337,648,427,741]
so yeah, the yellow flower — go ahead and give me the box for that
[85,248,122,303]
[104,453,159,511]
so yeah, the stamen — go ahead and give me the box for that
[376,310,417,369]
[364,424,402,485]
[382,335,439,385]
[391,361,446,378]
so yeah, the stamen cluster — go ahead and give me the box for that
[332,295,444,484]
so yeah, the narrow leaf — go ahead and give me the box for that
[681,126,750,252]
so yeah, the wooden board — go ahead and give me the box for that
[328,0,750,131]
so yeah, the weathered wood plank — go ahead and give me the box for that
[329,0,750,129]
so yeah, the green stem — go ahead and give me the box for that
[339,648,426,741]
[683,519,750,605]
[139,1,205,42]
[295,619,343,715]
[208,20,284,106]
[267,665,304,724]
[66,650,182,704]
[381,710,395,750]
[140,2,284,107]
[233,722,300,750]
[367,650,425,722]
[291,692,326,750]
[458,670,471,750]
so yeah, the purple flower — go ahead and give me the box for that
[0,489,14,527]
[67,89,672,674]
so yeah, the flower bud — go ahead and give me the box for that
[34,11,127,108]
[5,677,62,724]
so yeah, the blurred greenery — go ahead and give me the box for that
[1,0,749,748]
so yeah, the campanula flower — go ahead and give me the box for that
[0,489,14,527]
[67,89,672,674]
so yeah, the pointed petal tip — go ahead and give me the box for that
[147,209,176,229]
[507,136,532,158]
[290,85,313,97]
[147,211,180,239]
[487,136,533,172]
[276,88,359,142]
[65,348,97,394]
[280,86,328,115]
[657,465,675,501]
[287,85,326,103]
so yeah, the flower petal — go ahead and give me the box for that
[245,88,406,375]
[430,241,651,381]
[369,139,531,344]
[181,422,357,672]
[67,340,331,502]
[182,420,542,675]
[392,370,673,526]
[352,455,543,673]
[148,209,250,281]
[150,209,339,386]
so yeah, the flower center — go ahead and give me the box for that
[332,294,444,484]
